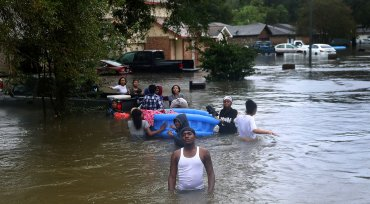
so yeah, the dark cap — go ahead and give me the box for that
[180,127,195,136]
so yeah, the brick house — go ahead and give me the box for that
[123,0,201,66]
[214,22,308,46]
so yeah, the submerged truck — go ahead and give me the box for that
[116,50,197,72]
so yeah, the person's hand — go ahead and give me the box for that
[270,130,278,136]
[168,130,174,137]
[160,122,167,131]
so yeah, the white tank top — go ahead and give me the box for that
[177,146,204,190]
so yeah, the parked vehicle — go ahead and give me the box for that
[116,50,197,72]
[274,43,300,55]
[358,38,370,44]
[252,41,275,54]
[330,38,351,47]
[97,60,131,75]
[311,44,337,55]
[293,40,309,49]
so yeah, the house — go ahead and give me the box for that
[269,24,309,44]
[221,23,269,46]
[214,22,307,46]
[122,0,201,66]
[207,22,229,41]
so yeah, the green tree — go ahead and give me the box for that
[0,0,111,115]
[297,0,356,42]
[232,0,266,25]
[344,0,370,29]
[111,0,154,40]
[264,0,304,24]
[265,4,289,24]
[200,39,256,81]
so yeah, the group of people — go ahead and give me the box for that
[168,97,278,193]
[112,76,277,193]
[109,76,188,109]
[218,96,277,141]
[127,95,277,193]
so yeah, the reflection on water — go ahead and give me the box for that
[1,52,370,203]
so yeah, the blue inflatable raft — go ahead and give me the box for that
[151,108,219,138]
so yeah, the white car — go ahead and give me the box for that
[274,43,299,55]
[359,39,370,44]
[310,44,336,55]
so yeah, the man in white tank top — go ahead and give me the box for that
[168,127,215,193]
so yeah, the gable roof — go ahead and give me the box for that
[273,24,296,32]
[208,22,229,37]
[268,24,295,35]
[224,23,267,37]
[155,17,190,38]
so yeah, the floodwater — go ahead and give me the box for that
[1,51,370,203]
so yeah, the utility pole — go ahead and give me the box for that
[309,0,313,68]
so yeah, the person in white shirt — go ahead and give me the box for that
[168,127,215,193]
[127,108,166,140]
[234,99,278,142]
[110,76,130,94]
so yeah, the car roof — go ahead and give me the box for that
[275,43,295,45]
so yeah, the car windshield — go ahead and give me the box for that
[321,45,332,48]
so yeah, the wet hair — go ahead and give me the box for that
[131,108,142,130]
[117,77,127,85]
[245,99,257,115]
[171,85,181,95]
[148,84,156,94]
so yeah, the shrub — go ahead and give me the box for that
[200,39,257,81]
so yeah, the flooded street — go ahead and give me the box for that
[1,51,370,203]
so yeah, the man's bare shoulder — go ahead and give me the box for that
[172,149,181,159]
[199,147,211,158]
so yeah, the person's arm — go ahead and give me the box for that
[253,128,278,136]
[201,148,215,193]
[145,122,167,137]
[125,86,130,95]
[168,151,179,192]
[158,98,164,109]
[140,97,147,109]
[167,130,174,137]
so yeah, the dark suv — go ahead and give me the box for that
[252,41,275,54]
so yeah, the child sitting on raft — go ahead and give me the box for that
[107,100,121,116]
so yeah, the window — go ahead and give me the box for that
[153,51,164,60]
[135,52,151,63]
[321,45,331,48]
[119,52,135,64]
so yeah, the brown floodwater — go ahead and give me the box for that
[1,51,370,203]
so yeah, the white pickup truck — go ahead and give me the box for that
[293,40,309,54]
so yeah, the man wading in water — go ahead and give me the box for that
[168,127,215,193]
